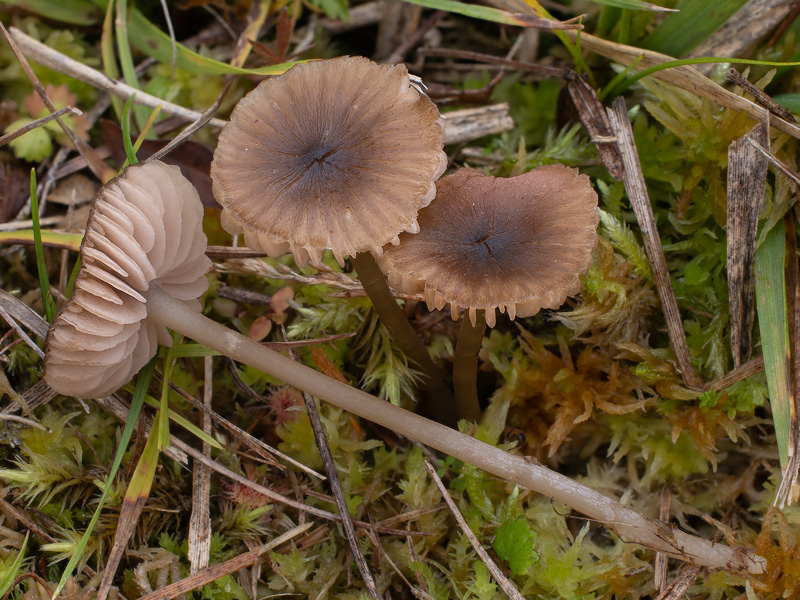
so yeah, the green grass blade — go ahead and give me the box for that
[120,104,162,171]
[585,0,674,10]
[644,0,748,56]
[0,532,28,597]
[29,170,56,323]
[126,7,302,76]
[121,94,137,167]
[774,94,800,114]
[115,0,151,133]
[0,230,83,251]
[52,357,156,599]
[142,393,222,449]
[1,0,100,25]
[101,0,124,120]
[170,343,220,358]
[755,221,792,468]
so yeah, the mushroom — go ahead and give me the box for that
[41,160,765,576]
[44,161,211,398]
[379,166,600,420]
[211,56,453,418]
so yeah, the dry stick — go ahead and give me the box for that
[167,379,324,479]
[136,523,314,600]
[7,27,227,129]
[187,356,213,574]
[654,486,671,592]
[705,356,765,391]
[143,284,766,574]
[726,68,797,123]
[452,311,485,422]
[0,22,110,182]
[0,106,83,147]
[424,461,524,600]
[350,253,455,425]
[286,340,379,599]
[653,565,702,600]
[0,306,44,360]
[746,136,800,185]
[607,98,704,390]
[727,123,769,367]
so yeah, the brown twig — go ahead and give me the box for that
[187,356,213,574]
[607,98,704,390]
[0,106,83,147]
[726,68,796,123]
[136,523,314,600]
[285,329,379,598]
[424,460,525,600]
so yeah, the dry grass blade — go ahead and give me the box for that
[0,290,48,340]
[727,122,769,367]
[167,379,324,478]
[187,356,213,574]
[7,27,227,129]
[286,338,379,598]
[653,565,702,600]
[0,106,83,147]
[0,306,44,360]
[136,522,314,600]
[606,97,703,390]
[776,210,800,507]
[746,136,800,185]
[705,356,765,391]
[566,31,800,142]
[565,76,623,180]
[654,486,671,591]
[0,22,110,182]
[424,461,525,600]
[726,68,796,122]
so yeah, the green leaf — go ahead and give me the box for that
[0,532,28,597]
[493,516,538,575]
[644,0,748,56]
[755,221,792,467]
[126,8,302,76]
[1,0,101,25]
[773,94,800,114]
[7,118,53,162]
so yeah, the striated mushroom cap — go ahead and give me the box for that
[379,165,599,328]
[211,56,447,266]
[44,161,212,399]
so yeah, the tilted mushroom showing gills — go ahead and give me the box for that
[44,161,212,399]
[379,166,600,420]
[211,56,447,267]
[40,160,765,575]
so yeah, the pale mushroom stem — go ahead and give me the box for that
[350,252,455,424]
[453,310,486,422]
[144,283,765,576]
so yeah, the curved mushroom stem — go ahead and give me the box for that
[453,310,485,422]
[350,252,455,425]
[144,284,765,576]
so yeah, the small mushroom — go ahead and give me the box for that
[211,56,453,418]
[211,56,447,266]
[44,161,211,398]
[379,165,600,420]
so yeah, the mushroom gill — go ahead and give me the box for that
[210,56,447,266]
[44,161,211,399]
[380,165,600,328]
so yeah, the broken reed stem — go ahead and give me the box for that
[187,356,213,574]
[350,252,455,425]
[607,98,704,390]
[144,284,766,575]
[453,311,485,422]
[7,26,228,129]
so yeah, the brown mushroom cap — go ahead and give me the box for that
[211,56,447,266]
[379,165,599,327]
[44,161,212,399]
